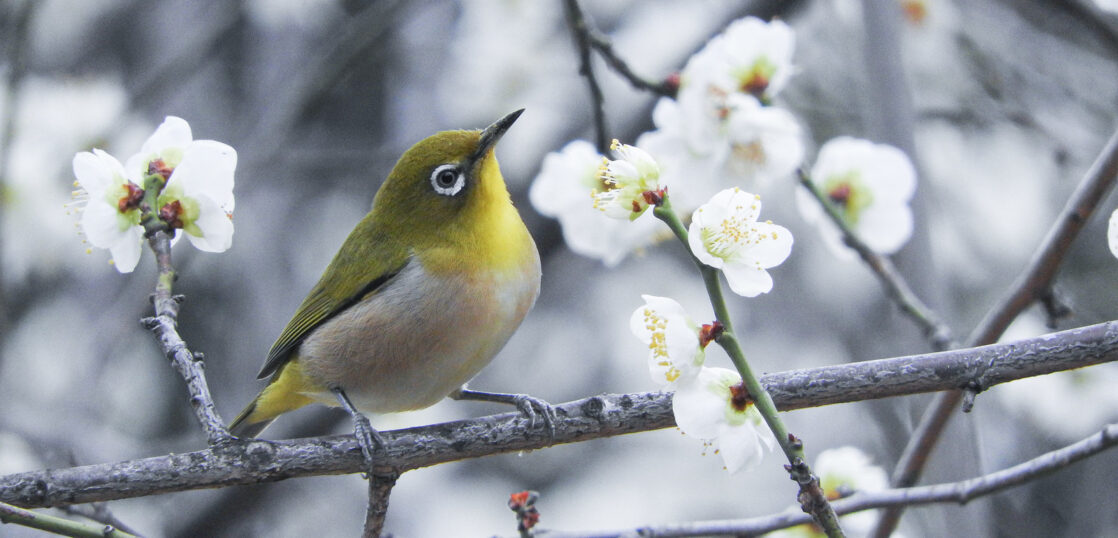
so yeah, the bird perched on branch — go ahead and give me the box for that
[229,110,546,460]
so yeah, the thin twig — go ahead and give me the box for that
[1,501,138,538]
[562,0,610,154]
[140,231,231,446]
[529,423,1118,537]
[59,503,141,537]
[875,126,1118,537]
[3,319,1118,507]
[583,28,676,97]
[363,470,398,538]
[799,169,955,351]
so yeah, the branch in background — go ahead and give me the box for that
[4,319,1118,508]
[243,0,409,171]
[0,0,37,337]
[876,126,1118,536]
[562,0,610,154]
[140,231,231,446]
[798,169,955,351]
[583,26,676,98]
[530,423,1118,538]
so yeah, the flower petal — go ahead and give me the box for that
[183,195,234,253]
[672,367,738,439]
[717,420,766,474]
[72,149,126,195]
[107,225,144,273]
[721,262,774,297]
[170,140,238,211]
[1109,209,1118,259]
[746,222,794,268]
[140,116,193,161]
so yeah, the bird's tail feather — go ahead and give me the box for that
[228,396,276,438]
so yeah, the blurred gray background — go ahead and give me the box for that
[3,0,1118,536]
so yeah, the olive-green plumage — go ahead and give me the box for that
[230,110,540,438]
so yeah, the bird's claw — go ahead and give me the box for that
[513,394,557,437]
[351,413,385,477]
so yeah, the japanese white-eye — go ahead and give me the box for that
[229,110,541,441]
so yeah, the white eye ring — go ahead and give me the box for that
[430,164,465,196]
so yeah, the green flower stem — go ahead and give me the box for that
[651,201,795,458]
[652,198,845,538]
[139,172,168,237]
[0,501,138,538]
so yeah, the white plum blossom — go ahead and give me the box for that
[684,17,797,104]
[637,16,803,208]
[529,140,663,266]
[1095,0,1118,15]
[71,149,146,272]
[797,137,917,258]
[816,446,890,533]
[592,139,664,220]
[629,295,712,386]
[125,116,237,253]
[723,94,804,181]
[1108,208,1118,259]
[641,93,804,212]
[996,363,1118,441]
[72,116,237,272]
[688,188,793,297]
[672,366,776,474]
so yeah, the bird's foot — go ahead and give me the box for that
[452,386,557,437]
[332,387,384,476]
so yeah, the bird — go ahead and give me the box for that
[228,110,544,460]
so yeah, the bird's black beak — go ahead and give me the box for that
[470,109,524,166]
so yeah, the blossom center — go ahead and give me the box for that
[822,172,873,226]
[701,211,757,260]
[641,306,673,368]
[735,57,776,101]
[732,140,766,164]
[159,200,185,229]
[729,381,753,412]
[117,183,145,213]
[699,321,724,348]
[148,158,174,180]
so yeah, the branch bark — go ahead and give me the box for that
[141,231,231,446]
[3,320,1117,509]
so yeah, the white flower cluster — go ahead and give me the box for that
[532,17,804,266]
[630,295,776,474]
[530,15,923,477]
[72,117,236,273]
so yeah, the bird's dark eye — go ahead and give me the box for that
[429,164,465,196]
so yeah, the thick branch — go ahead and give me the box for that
[364,471,398,538]
[2,320,1117,508]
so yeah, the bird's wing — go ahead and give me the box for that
[257,218,409,379]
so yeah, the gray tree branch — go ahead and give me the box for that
[2,320,1117,509]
